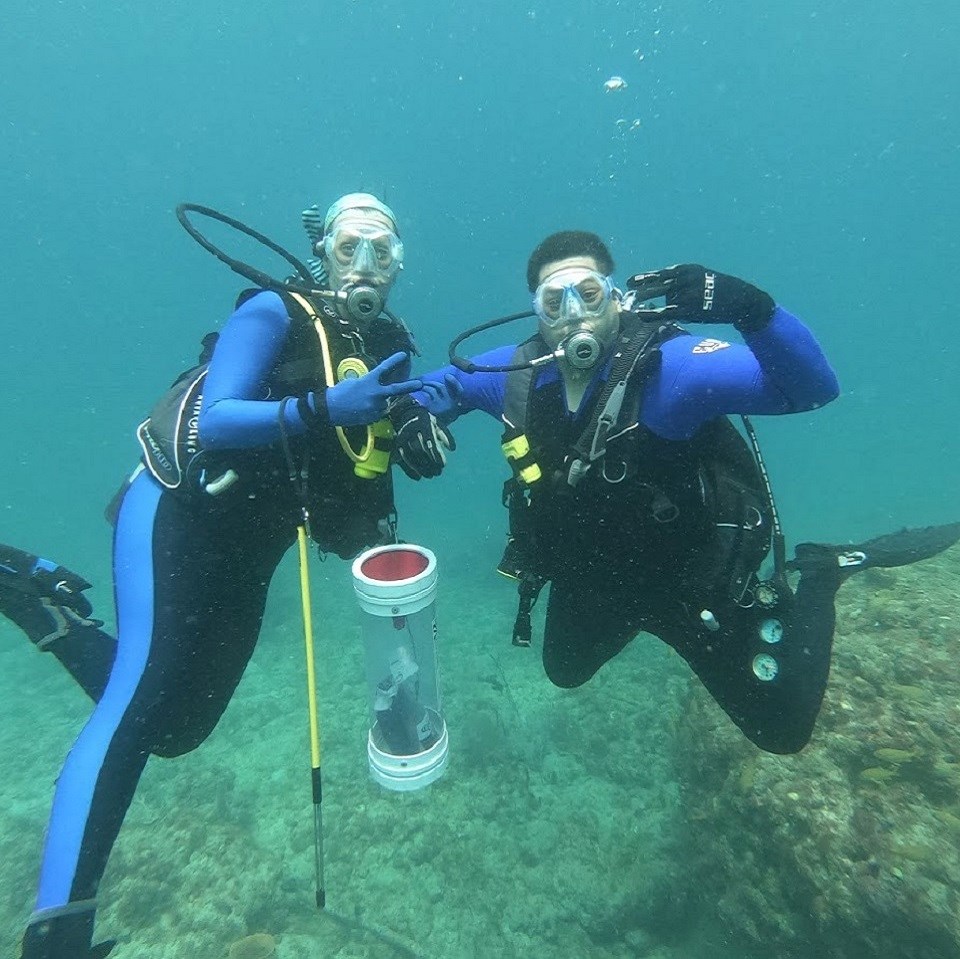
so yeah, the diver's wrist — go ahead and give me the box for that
[732,290,776,334]
[299,392,331,431]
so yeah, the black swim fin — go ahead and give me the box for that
[788,522,960,580]
[19,904,116,959]
[19,937,116,959]
[0,544,101,648]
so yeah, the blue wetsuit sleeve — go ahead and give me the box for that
[642,305,840,440]
[413,344,514,422]
[198,291,312,449]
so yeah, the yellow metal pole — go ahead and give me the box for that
[297,522,326,908]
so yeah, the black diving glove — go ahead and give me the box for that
[389,396,456,480]
[0,545,100,647]
[626,264,775,333]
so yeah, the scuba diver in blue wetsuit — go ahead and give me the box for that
[0,193,454,959]
[392,229,960,757]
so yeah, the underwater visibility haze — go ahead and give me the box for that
[1,1,959,957]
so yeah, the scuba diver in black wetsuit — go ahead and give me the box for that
[0,193,457,959]
[395,229,960,758]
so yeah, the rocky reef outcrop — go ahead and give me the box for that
[674,547,960,958]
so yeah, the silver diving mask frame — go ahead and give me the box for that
[533,267,618,370]
[532,267,615,328]
[319,219,404,326]
[320,220,404,284]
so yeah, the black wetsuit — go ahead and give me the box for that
[423,305,844,753]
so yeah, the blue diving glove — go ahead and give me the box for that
[419,373,464,420]
[302,352,423,428]
[626,264,775,333]
[389,396,456,480]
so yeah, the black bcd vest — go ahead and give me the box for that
[126,289,412,558]
[500,311,773,603]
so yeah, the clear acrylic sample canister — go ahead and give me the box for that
[351,544,448,791]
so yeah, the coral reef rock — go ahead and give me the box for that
[672,547,960,959]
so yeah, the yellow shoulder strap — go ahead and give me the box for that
[288,292,338,390]
[286,292,383,469]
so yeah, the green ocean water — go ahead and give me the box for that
[2,1,958,956]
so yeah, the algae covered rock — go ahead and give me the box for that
[672,546,960,958]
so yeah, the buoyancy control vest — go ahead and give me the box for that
[498,310,773,611]
[130,289,413,557]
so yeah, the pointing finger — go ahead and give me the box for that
[382,378,423,397]
[372,351,412,383]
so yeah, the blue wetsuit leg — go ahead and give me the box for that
[24,470,160,958]
[24,468,295,957]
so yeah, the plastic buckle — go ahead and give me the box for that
[837,550,867,569]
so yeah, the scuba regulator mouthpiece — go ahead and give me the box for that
[559,329,604,370]
[335,284,385,324]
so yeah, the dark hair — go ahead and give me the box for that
[526,231,615,292]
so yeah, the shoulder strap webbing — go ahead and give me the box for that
[501,336,551,432]
[566,315,681,486]
[286,292,337,390]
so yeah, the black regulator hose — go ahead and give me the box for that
[447,310,543,373]
[176,202,319,295]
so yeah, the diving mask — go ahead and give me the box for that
[321,219,404,289]
[533,267,615,328]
